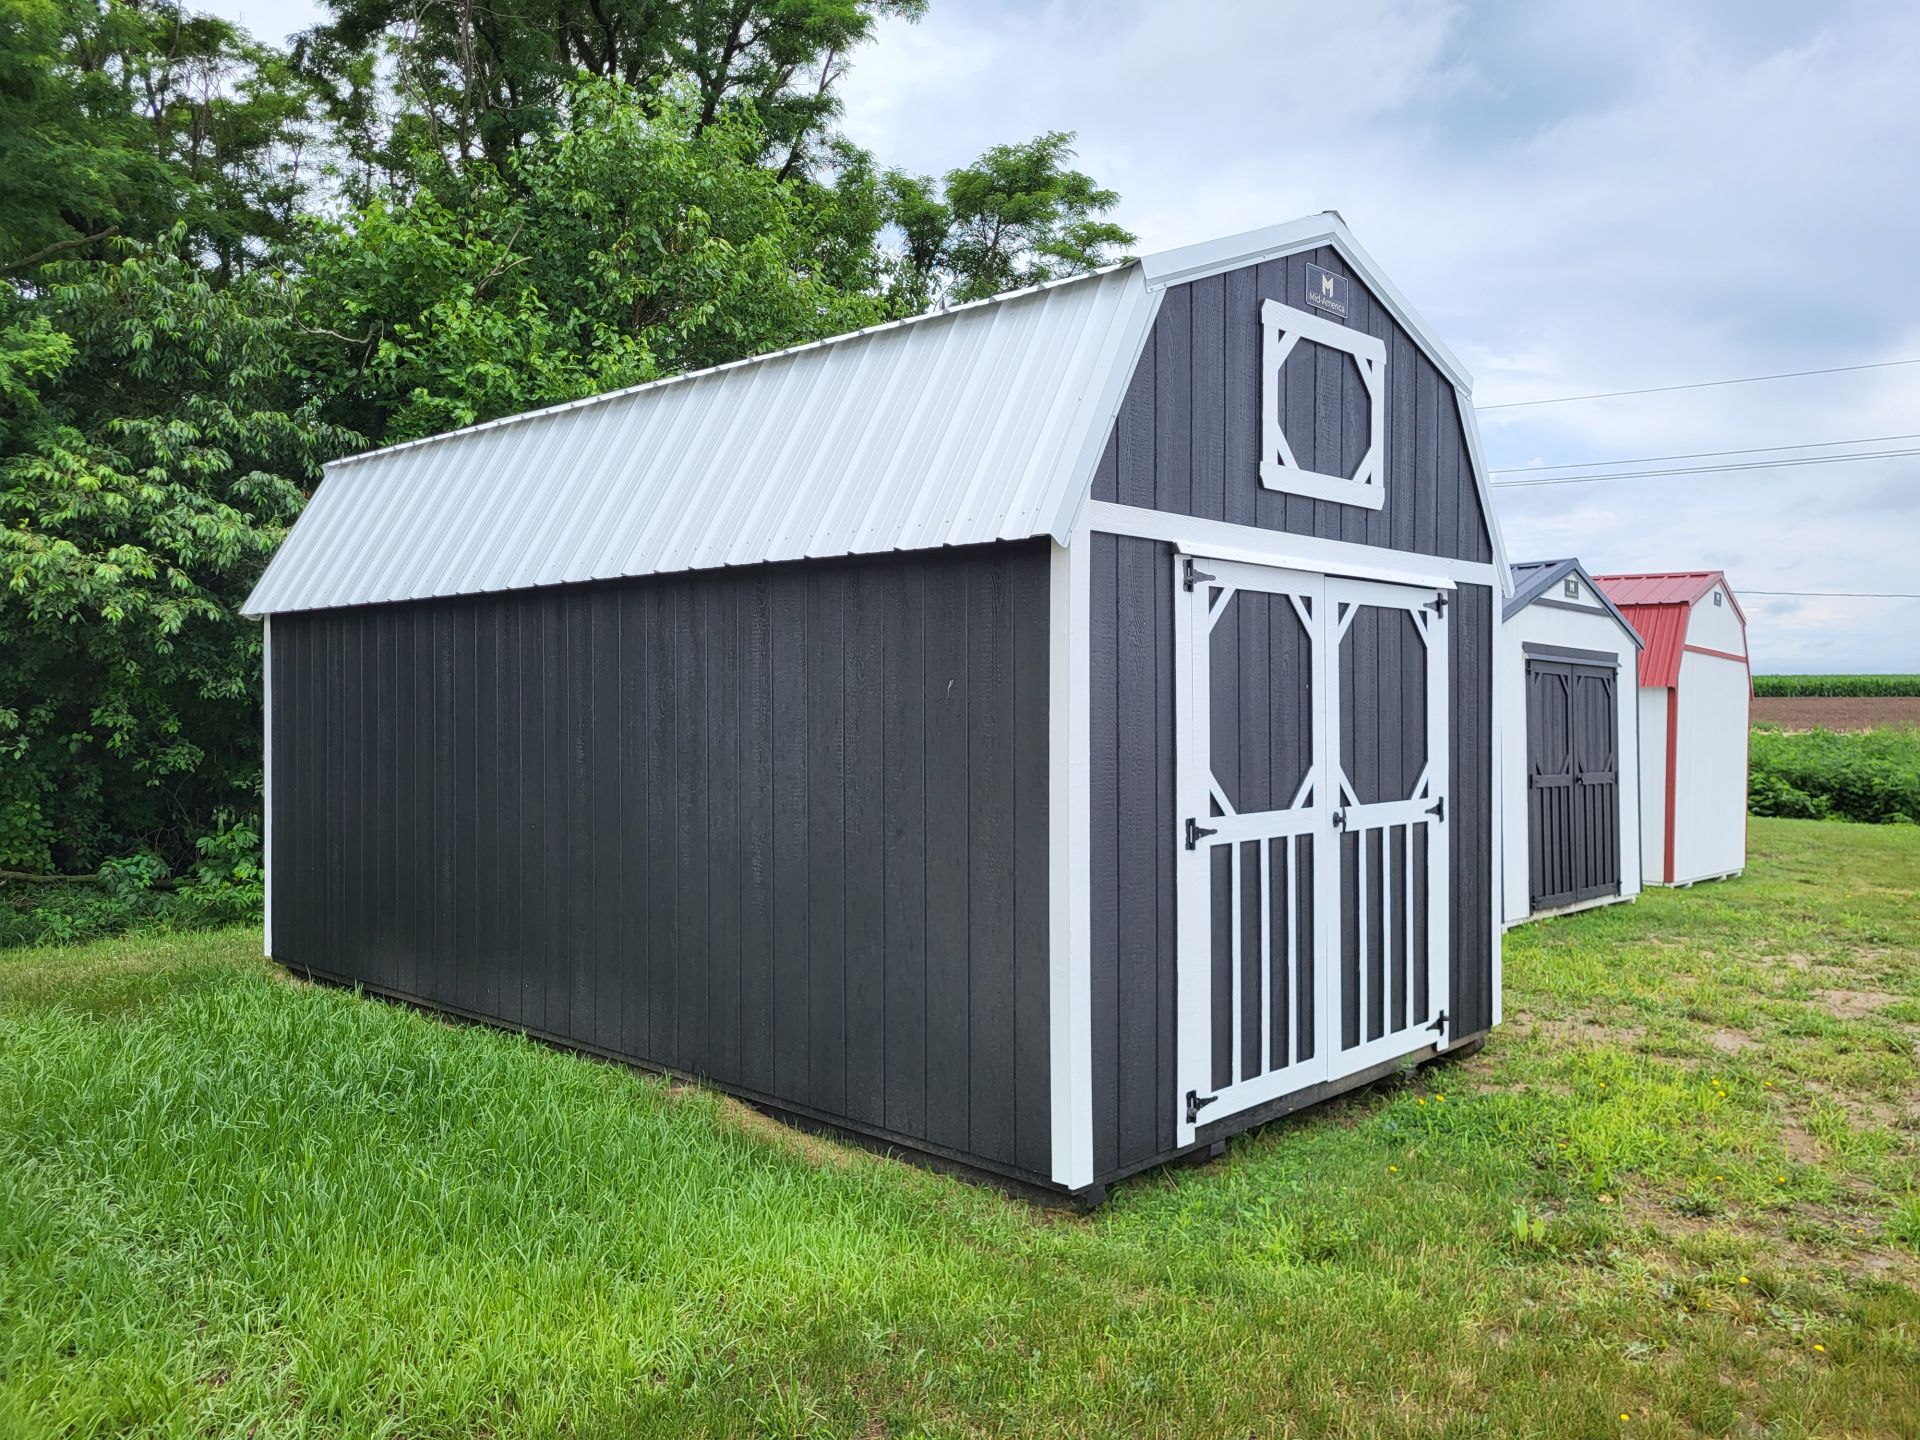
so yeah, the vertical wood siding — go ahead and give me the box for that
[270,541,1053,1183]
[1090,248,1493,566]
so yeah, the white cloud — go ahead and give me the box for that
[841,0,1920,672]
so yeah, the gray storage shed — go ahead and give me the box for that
[246,214,1512,1202]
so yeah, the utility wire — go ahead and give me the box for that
[1488,432,1920,475]
[1744,590,1920,599]
[1489,446,1920,487]
[1477,356,1920,410]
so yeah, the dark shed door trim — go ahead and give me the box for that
[1522,642,1620,668]
[1526,658,1622,912]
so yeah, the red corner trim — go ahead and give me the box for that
[1663,687,1679,885]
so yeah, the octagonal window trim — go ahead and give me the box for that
[1259,297,1387,511]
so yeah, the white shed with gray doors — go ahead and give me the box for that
[1499,560,1644,925]
[246,213,1510,1204]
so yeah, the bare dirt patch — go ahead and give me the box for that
[1522,1015,1646,1049]
[706,1091,860,1170]
[1752,696,1920,731]
[1707,1029,1757,1054]
[1813,988,1903,1021]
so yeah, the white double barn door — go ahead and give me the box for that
[1175,554,1451,1145]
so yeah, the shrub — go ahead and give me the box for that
[0,821,261,947]
[1748,726,1920,825]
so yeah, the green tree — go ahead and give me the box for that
[0,244,349,873]
[0,2,1138,919]
[297,79,889,445]
[0,1,320,279]
[885,131,1136,307]
[296,0,925,188]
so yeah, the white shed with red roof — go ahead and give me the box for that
[1591,571,1751,886]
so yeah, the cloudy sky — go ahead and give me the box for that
[212,0,1920,671]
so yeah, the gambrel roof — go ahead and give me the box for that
[244,214,1506,616]
[1592,571,1747,688]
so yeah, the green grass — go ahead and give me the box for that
[3,819,1917,1437]
[1753,675,1920,698]
[1750,725,1920,824]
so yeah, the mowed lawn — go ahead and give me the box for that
[2,819,1916,1438]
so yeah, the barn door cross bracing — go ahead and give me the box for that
[1174,555,1451,1146]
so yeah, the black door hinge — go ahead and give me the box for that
[1182,557,1216,591]
[1430,591,1449,616]
[1184,817,1218,850]
[1426,796,1445,821]
[1186,1089,1219,1125]
[1427,1009,1449,1036]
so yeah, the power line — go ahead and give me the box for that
[1487,432,1920,475]
[1489,446,1920,487]
[1744,589,1920,599]
[1477,356,1920,410]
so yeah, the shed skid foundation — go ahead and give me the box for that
[1504,891,1635,929]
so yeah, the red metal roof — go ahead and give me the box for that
[1592,571,1746,688]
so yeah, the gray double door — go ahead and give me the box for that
[1174,555,1451,1145]
[1525,659,1621,911]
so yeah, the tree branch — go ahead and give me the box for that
[2,228,121,275]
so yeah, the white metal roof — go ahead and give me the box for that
[244,214,1504,616]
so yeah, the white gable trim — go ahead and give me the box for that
[1140,214,1475,395]
[1138,213,1509,595]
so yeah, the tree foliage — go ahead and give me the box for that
[295,0,927,188]
[0,0,1132,922]
[887,131,1134,305]
[1,243,349,872]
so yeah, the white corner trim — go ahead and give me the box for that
[1081,501,1498,589]
[1457,394,1513,595]
[1260,299,1386,511]
[1487,592,1504,1028]
[261,615,273,960]
[1048,524,1095,1189]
